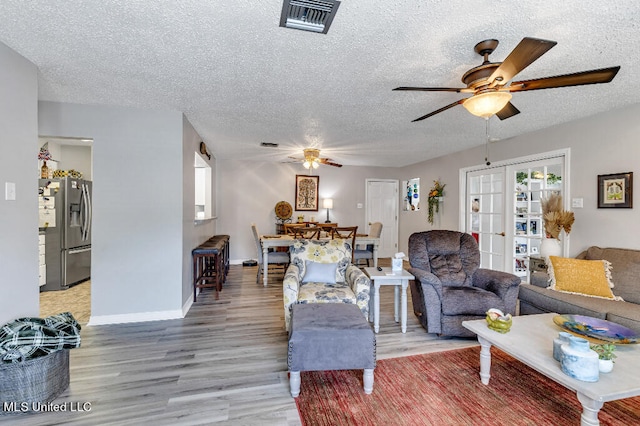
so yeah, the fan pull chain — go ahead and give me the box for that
[484,117,491,166]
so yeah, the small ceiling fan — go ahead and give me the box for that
[394,37,621,122]
[288,148,343,169]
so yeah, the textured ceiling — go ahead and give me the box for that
[1,1,638,167]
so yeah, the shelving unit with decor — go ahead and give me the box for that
[511,165,563,280]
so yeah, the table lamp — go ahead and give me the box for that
[323,198,333,223]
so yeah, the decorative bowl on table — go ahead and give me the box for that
[553,314,638,344]
[486,308,512,333]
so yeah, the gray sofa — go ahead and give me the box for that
[518,246,640,333]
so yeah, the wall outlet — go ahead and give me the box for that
[356,203,363,209]
[571,198,583,208]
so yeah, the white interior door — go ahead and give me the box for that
[464,168,507,271]
[366,179,398,258]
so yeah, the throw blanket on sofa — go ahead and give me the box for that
[0,312,81,363]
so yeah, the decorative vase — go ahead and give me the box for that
[560,336,599,382]
[40,161,49,179]
[553,331,572,362]
[540,237,562,258]
[599,359,614,373]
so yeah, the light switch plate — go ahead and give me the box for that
[5,182,16,200]
[571,198,583,208]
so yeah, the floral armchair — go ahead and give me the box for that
[283,239,371,331]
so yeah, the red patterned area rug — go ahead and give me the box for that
[294,347,640,425]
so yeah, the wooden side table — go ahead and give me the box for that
[364,267,414,333]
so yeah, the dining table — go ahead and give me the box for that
[259,234,380,287]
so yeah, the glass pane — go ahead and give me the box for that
[515,170,529,189]
[492,235,504,254]
[481,214,491,232]
[529,218,541,236]
[547,164,562,188]
[480,234,491,252]
[493,193,503,212]
[480,252,490,268]
[492,213,503,234]
[469,176,480,194]
[531,169,545,180]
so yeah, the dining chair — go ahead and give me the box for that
[251,223,290,284]
[354,222,383,267]
[331,226,358,259]
[284,223,305,235]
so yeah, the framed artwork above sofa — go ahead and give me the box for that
[598,172,633,208]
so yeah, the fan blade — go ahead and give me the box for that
[319,158,342,168]
[411,99,465,122]
[489,37,557,86]
[393,86,473,93]
[506,66,621,92]
[496,102,521,120]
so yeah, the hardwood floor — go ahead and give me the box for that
[12,260,477,425]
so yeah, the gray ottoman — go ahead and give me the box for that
[287,303,376,397]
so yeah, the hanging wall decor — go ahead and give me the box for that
[403,178,420,211]
[427,179,446,224]
[598,172,633,208]
[295,175,319,211]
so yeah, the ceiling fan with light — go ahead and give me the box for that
[288,148,343,169]
[394,37,621,122]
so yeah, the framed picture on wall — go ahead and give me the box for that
[598,172,633,208]
[295,175,319,211]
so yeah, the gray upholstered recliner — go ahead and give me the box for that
[408,230,521,337]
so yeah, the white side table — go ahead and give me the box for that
[364,267,414,333]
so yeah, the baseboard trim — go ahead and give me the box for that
[182,295,193,317]
[87,309,184,326]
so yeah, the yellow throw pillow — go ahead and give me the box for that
[547,256,622,300]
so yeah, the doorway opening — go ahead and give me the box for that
[38,136,93,325]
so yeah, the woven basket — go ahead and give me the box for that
[0,350,69,415]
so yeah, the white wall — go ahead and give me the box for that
[182,116,216,310]
[60,145,92,180]
[0,41,39,325]
[398,103,640,256]
[38,102,187,322]
[217,160,396,262]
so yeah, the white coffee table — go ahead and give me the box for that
[463,313,640,426]
[364,267,414,333]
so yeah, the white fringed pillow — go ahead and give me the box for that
[547,256,623,300]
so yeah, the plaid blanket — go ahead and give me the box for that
[0,312,81,363]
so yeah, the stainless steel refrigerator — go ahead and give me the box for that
[39,177,92,291]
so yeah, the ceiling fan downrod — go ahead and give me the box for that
[485,117,491,166]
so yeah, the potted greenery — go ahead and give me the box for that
[427,180,445,225]
[590,343,616,373]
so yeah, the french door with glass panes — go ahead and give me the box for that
[462,150,568,279]
[465,169,506,271]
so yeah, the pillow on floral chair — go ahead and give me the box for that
[283,239,371,331]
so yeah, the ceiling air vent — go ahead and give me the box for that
[279,0,341,34]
